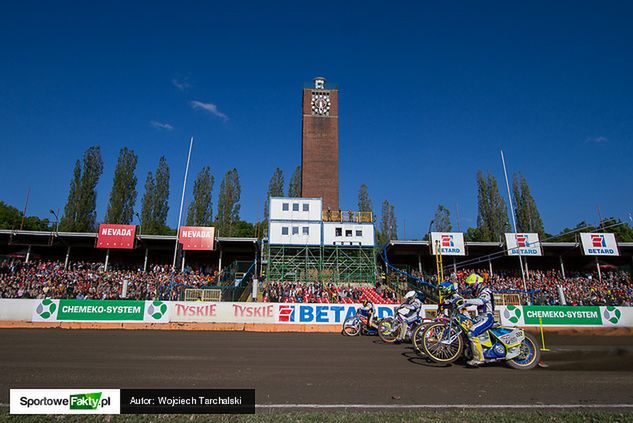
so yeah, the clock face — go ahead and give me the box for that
[311,92,330,116]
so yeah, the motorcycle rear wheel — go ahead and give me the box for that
[378,317,400,343]
[342,317,361,337]
[506,332,541,370]
[412,323,431,356]
[422,322,464,363]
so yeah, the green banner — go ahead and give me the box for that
[522,306,602,325]
[56,300,145,321]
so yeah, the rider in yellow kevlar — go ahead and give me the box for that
[463,273,495,367]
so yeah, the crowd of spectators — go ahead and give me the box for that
[0,260,218,301]
[261,281,398,303]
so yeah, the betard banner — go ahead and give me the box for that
[178,226,215,251]
[580,233,619,256]
[430,232,466,256]
[504,233,542,256]
[499,305,633,327]
[32,299,169,323]
[96,224,136,249]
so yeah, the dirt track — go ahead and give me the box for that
[1,329,633,407]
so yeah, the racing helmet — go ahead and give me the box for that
[404,290,417,304]
[438,281,455,297]
[465,273,484,295]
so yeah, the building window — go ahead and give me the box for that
[282,203,289,211]
[292,203,299,211]
[303,203,309,212]
[346,230,353,237]
[303,227,309,235]
[356,230,362,237]
[335,228,342,237]
[282,227,289,235]
[292,226,299,235]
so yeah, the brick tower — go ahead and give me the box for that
[301,76,339,210]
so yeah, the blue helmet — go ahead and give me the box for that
[438,281,455,296]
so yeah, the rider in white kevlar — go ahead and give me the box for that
[396,290,422,343]
[462,273,495,367]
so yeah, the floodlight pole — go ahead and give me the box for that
[172,137,194,271]
[501,150,528,303]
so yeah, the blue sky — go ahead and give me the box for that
[0,1,631,238]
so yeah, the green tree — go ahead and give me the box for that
[140,171,155,234]
[512,173,545,236]
[433,204,452,232]
[288,166,301,197]
[152,156,170,234]
[264,168,284,220]
[60,160,82,231]
[186,166,214,226]
[358,184,373,215]
[216,168,241,236]
[476,171,509,241]
[377,200,397,245]
[105,147,138,224]
[0,201,51,230]
[599,218,633,242]
[232,220,256,237]
[73,146,103,232]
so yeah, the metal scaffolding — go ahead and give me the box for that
[264,244,377,284]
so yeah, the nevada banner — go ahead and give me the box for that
[178,226,215,251]
[430,232,466,256]
[96,224,136,249]
[504,233,542,256]
[580,232,619,256]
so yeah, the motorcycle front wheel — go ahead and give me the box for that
[422,322,464,363]
[378,317,401,343]
[506,332,541,370]
[342,317,361,337]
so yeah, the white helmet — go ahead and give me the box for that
[404,291,416,303]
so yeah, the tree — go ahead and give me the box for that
[72,146,103,232]
[105,147,138,224]
[232,220,256,237]
[288,166,301,197]
[476,171,509,241]
[0,201,50,230]
[264,168,284,220]
[377,200,397,245]
[186,166,214,226]
[358,184,373,216]
[152,156,170,234]
[512,173,544,236]
[433,204,452,232]
[603,218,633,242]
[216,168,241,236]
[140,171,155,233]
[60,160,82,231]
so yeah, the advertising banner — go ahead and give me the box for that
[499,305,631,327]
[430,232,466,256]
[31,299,169,323]
[96,224,136,249]
[580,233,619,256]
[178,226,215,251]
[10,389,120,415]
[504,233,542,256]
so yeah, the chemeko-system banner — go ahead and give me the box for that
[580,232,619,256]
[499,305,632,327]
[504,233,542,256]
[178,226,215,250]
[430,232,466,256]
[31,299,169,323]
[96,224,136,249]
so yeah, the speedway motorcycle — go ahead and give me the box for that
[377,306,425,343]
[342,309,379,336]
[420,299,540,370]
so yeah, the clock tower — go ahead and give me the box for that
[301,76,339,210]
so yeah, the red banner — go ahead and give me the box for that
[96,224,136,249]
[179,226,215,251]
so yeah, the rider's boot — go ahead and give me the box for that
[467,336,485,367]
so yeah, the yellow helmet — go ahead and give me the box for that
[465,273,483,285]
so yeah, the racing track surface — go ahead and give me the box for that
[1,329,633,408]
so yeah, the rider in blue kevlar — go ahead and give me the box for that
[463,273,495,367]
